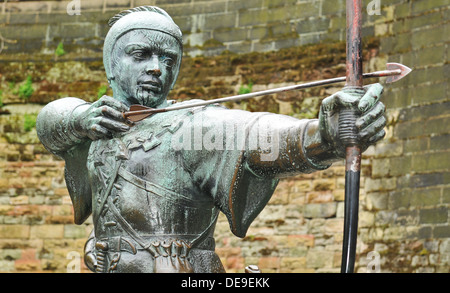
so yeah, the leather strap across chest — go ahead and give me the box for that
[117,166,212,208]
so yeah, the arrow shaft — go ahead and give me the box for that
[123,68,402,118]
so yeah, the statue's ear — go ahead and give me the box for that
[107,78,121,99]
[170,59,181,90]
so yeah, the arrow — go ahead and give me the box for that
[123,63,411,122]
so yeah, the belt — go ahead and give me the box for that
[98,235,216,255]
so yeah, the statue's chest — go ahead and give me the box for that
[87,119,183,182]
[86,120,213,236]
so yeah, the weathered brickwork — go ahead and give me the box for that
[0,0,448,273]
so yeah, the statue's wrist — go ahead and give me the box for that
[303,120,342,168]
[69,103,91,140]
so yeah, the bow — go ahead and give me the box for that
[338,0,364,274]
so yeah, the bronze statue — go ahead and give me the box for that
[36,6,386,273]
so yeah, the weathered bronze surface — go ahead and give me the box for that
[36,6,386,273]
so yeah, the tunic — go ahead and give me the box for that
[37,98,335,272]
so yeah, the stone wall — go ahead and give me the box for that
[0,0,448,273]
[0,0,359,57]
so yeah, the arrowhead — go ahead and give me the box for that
[386,63,412,83]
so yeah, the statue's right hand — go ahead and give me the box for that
[84,251,97,272]
[72,95,131,141]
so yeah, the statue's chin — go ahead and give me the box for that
[135,87,164,108]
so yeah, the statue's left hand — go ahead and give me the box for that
[319,83,386,158]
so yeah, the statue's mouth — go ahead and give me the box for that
[134,80,165,106]
[138,80,161,93]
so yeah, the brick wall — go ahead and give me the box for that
[0,0,348,57]
[0,0,448,273]
[366,0,449,273]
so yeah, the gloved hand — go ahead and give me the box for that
[71,95,131,141]
[319,83,386,158]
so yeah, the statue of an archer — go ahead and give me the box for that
[36,6,387,273]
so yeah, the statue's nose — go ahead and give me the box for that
[145,56,162,77]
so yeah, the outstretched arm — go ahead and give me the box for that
[245,83,386,178]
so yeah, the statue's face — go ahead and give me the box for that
[110,29,182,108]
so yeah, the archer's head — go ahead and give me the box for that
[103,6,183,108]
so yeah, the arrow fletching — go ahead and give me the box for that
[123,105,165,122]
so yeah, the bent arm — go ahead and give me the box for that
[36,97,90,157]
[37,97,93,224]
[37,96,131,224]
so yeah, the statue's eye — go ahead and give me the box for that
[131,50,145,60]
[161,56,174,67]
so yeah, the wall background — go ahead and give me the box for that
[0,0,448,273]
